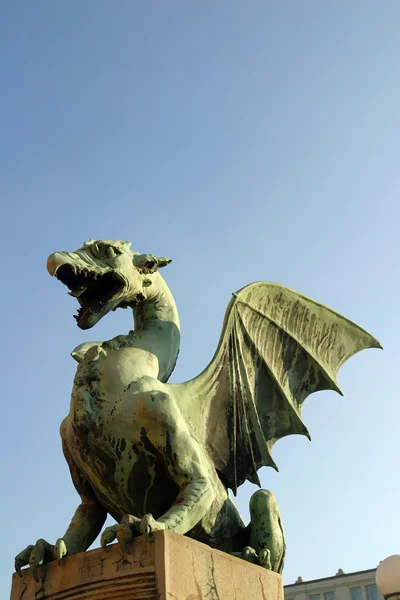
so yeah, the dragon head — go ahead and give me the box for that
[47,239,171,329]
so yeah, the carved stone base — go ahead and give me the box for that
[10,531,283,599]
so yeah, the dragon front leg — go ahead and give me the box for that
[15,500,107,581]
[102,389,216,552]
[139,391,216,537]
[15,434,107,581]
[15,494,106,581]
[56,437,108,558]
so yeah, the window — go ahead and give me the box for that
[351,588,362,600]
[366,585,378,600]
[309,594,320,600]
[324,592,336,600]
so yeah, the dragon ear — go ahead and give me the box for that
[132,253,172,273]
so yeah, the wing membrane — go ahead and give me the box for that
[174,282,381,494]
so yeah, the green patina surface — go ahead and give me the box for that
[15,239,381,581]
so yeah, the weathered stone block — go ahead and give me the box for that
[10,531,283,599]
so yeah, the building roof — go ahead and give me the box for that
[284,569,377,589]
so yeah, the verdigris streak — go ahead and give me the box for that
[15,239,381,581]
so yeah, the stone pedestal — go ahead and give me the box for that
[10,531,283,599]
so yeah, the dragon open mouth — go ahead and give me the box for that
[56,264,125,328]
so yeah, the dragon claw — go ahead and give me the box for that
[100,525,117,550]
[55,538,68,564]
[101,514,142,553]
[140,513,165,542]
[239,546,272,570]
[259,548,272,569]
[241,546,258,564]
[15,539,56,581]
[15,545,34,577]
[29,539,54,582]
[116,523,133,555]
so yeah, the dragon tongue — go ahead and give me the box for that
[69,286,87,298]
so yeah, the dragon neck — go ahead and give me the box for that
[131,272,181,382]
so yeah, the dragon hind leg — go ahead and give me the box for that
[246,489,286,574]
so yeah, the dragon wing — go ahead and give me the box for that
[173,282,381,495]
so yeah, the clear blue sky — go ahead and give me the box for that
[1,0,398,594]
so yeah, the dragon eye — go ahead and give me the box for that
[103,246,116,258]
[92,244,118,259]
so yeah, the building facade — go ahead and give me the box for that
[284,569,382,600]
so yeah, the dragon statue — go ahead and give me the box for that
[15,239,381,581]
